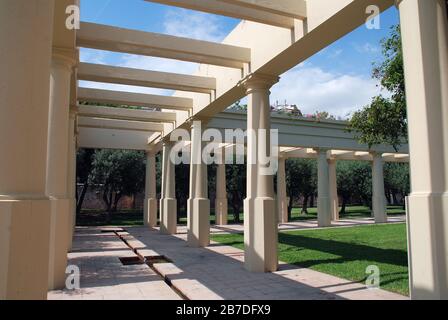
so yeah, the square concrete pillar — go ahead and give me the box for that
[0,0,55,299]
[398,0,448,299]
[241,74,279,273]
[187,121,211,247]
[317,149,331,227]
[160,142,177,235]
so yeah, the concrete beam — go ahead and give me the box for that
[222,0,307,20]
[146,0,296,28]
[77,116,164,132]
[78,63,216,94]
[77,22,251,68]
[77,105,177,123]
[78,88,193,111]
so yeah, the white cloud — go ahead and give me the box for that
[354,42,380,54]
[163,9,227,42]
[271,65,382,119]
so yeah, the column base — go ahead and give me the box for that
[160,198,177,235]
[317,196,332,227]
[48,198,70,290]
[244,197,278,273]
[373,196,388,223]
[215,198,228,225]
[187,198,210,247]
[144,198,158,228]
[277,197,289,224]
[331,199,340,221]
[407,193,448,299]
[0,199,51,300]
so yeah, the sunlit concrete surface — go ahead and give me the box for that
[49,226,407,300]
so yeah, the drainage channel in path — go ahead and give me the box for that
[108,229,189,300]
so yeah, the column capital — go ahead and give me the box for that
[52,47,78,70]
[238,73,280,92]
[314,148,329,155]
[370,151,383,159]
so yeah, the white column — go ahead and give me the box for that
[215,149,228,225]
[144,151,158,228]
[277,156,288,223]
[371,153,387,223]
[160,142,177,235]
[187,121,211,247]
[0,0,55,300]
[46,49,76,291]
[317,149,331,227]
[242,74,279,272]
[66,106,77,251]
[398,0,448,299]
[328,159,339,221]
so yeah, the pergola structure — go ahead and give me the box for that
[0,0,447,300]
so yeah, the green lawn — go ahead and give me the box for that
[78,205,406,227]
[212,223,409,296]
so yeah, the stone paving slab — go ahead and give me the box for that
[50,224,408,300]
[48,227,181,300]
[126,227,408,300]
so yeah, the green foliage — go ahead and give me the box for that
[384,163,410,201]
[349,25,407,150]
[90,149,145,213]
[337,161,372,212]
[286,159,317,214]
[226,162,246,223]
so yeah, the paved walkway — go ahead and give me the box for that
[48,228,181,300]
[50,222,408,300]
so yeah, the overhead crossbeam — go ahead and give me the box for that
[77,105,177,123]
[78,63,217,94]
[78,116,165,132]
[77,22,251,68]
[78,87,193,111]
[146,0,296,28]
[222,0,307,20]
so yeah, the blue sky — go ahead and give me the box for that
[79,0,400,119]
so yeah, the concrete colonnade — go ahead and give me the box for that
[144,151,158,228]
[187,120,211,247]
[215,150,228,226]
[46,48,77,291]
[0,0,55,300]
[398,0,448,299]
[277,156,288,224]
[242,74,279,273]
[160,142,177,235]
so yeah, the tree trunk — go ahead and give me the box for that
[309,195,314,208]
[340,197,347,215]
[288,195,294,220]
[76,182,89,215]
[301,195,309,214]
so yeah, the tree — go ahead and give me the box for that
[90,150,145,217]
[76,148,95,215]
[226,163,246,223]
[349,25,407,150]
[384,162,410,207]
[285,159,317,216]
[337,161,372,214]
